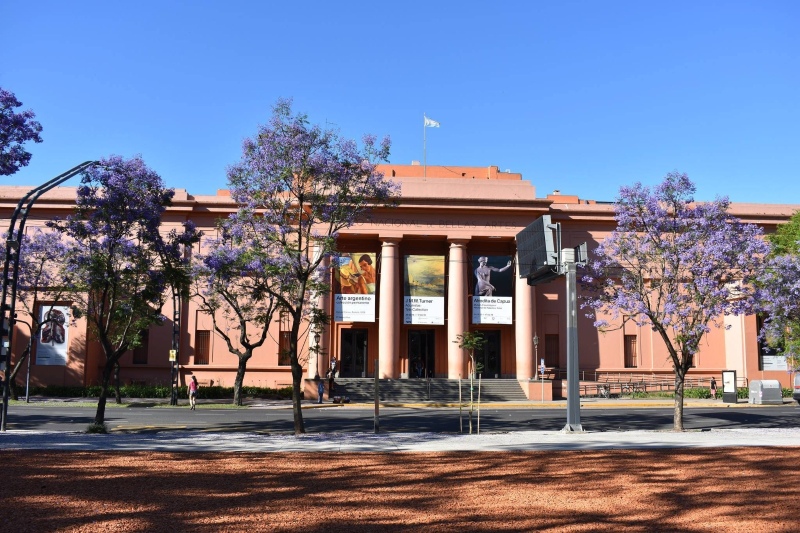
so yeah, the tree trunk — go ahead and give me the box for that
[291,354,306,434]
[233,353,251,406]
[673,372,686,431]
[94,362,115,426]
[114,362,121,404]
[8,347,30,401]
[292,369,306,434]
[289,320,306,434]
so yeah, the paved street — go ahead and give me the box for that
[2,397,800,453]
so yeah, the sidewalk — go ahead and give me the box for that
[3,426,800,453]
[15,395,794,409]
[4,396,797,453]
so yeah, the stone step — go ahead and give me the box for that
[329,378,528,403]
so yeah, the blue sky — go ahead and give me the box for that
[3,0,798,204]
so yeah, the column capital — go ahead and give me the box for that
[447,238,470,247]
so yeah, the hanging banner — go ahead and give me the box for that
[404,255,445,324]
[472,255,513,324]
[36,305,70,366]
[333,253,377,322]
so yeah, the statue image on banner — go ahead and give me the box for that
[472,255,514,324]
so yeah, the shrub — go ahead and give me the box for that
[86,422,107,434]
[30,384,294,401]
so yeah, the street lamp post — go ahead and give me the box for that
[313,330,321,380]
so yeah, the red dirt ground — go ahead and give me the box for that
[1,448,798,532]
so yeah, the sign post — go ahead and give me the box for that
[722,370,737,404]
[539,358,545,403]
[517,216,587,432]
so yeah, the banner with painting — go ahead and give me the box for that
[36,305,70,365]
[403,255,445,325]
[333,253,377,322]
[472,255,513,324]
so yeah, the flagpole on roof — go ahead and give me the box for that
[423,113,427,177]
[423,114,440,178]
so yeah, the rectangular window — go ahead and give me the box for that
[195,330,210,365]
[544,334,559,367]
[624,335,638,368]
[133,330,149,364]
[278,312,291,366]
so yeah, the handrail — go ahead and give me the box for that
[544,368,749,395]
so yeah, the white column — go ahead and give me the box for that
[308,249,330,379]
[378,239,400,378]
[724,314,747,381]
[447,240,469,379]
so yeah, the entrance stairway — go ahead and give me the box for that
[329,378,528,404]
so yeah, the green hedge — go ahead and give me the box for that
[27,384,294,400]
[685,387,792,399]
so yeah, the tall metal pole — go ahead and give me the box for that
[1,161,98,431]
[423,114,427,177]
[563,260,583,432]
[373,358,379,433]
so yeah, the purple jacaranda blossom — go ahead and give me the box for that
[581,172,770,431]
[0,229,75,394]
[759,251,800,367]
[47,155,200,427]
[220,99,397,433]
[191,215,284,406]
[0,87,43,176]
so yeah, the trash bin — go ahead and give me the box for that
[748,380,783,405]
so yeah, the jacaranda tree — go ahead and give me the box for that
[48,155,200,429]
[0,230,74,399]
[759,210,800,370]
[226,99,396,434]
[0,87,43,176]
[582,172,769,431]
[192,215,283,406]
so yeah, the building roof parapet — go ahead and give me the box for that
[378,164,522,181]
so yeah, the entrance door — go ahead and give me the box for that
[340,329,368,378]
[408,330,435,378]
[475,330,501,378]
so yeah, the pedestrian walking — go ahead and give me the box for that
[188,375,199,410]
[316,376,324,404]
[710,377,717,400]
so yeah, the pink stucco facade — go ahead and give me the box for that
[1,164,797,396]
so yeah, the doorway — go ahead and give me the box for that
[340,329,368,378]
[408,329,435,378]
[475,330,501,378]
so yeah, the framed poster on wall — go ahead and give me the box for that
[403,255,445,325]
[36,305,70,366]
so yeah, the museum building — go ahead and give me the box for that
[1,163,796,398]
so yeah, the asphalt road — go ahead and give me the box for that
[5,401,800,434]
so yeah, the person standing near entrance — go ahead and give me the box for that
[188,376,199,410]
[474,257,512,297]
[327,358,337,393]
[710,377,717,400]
